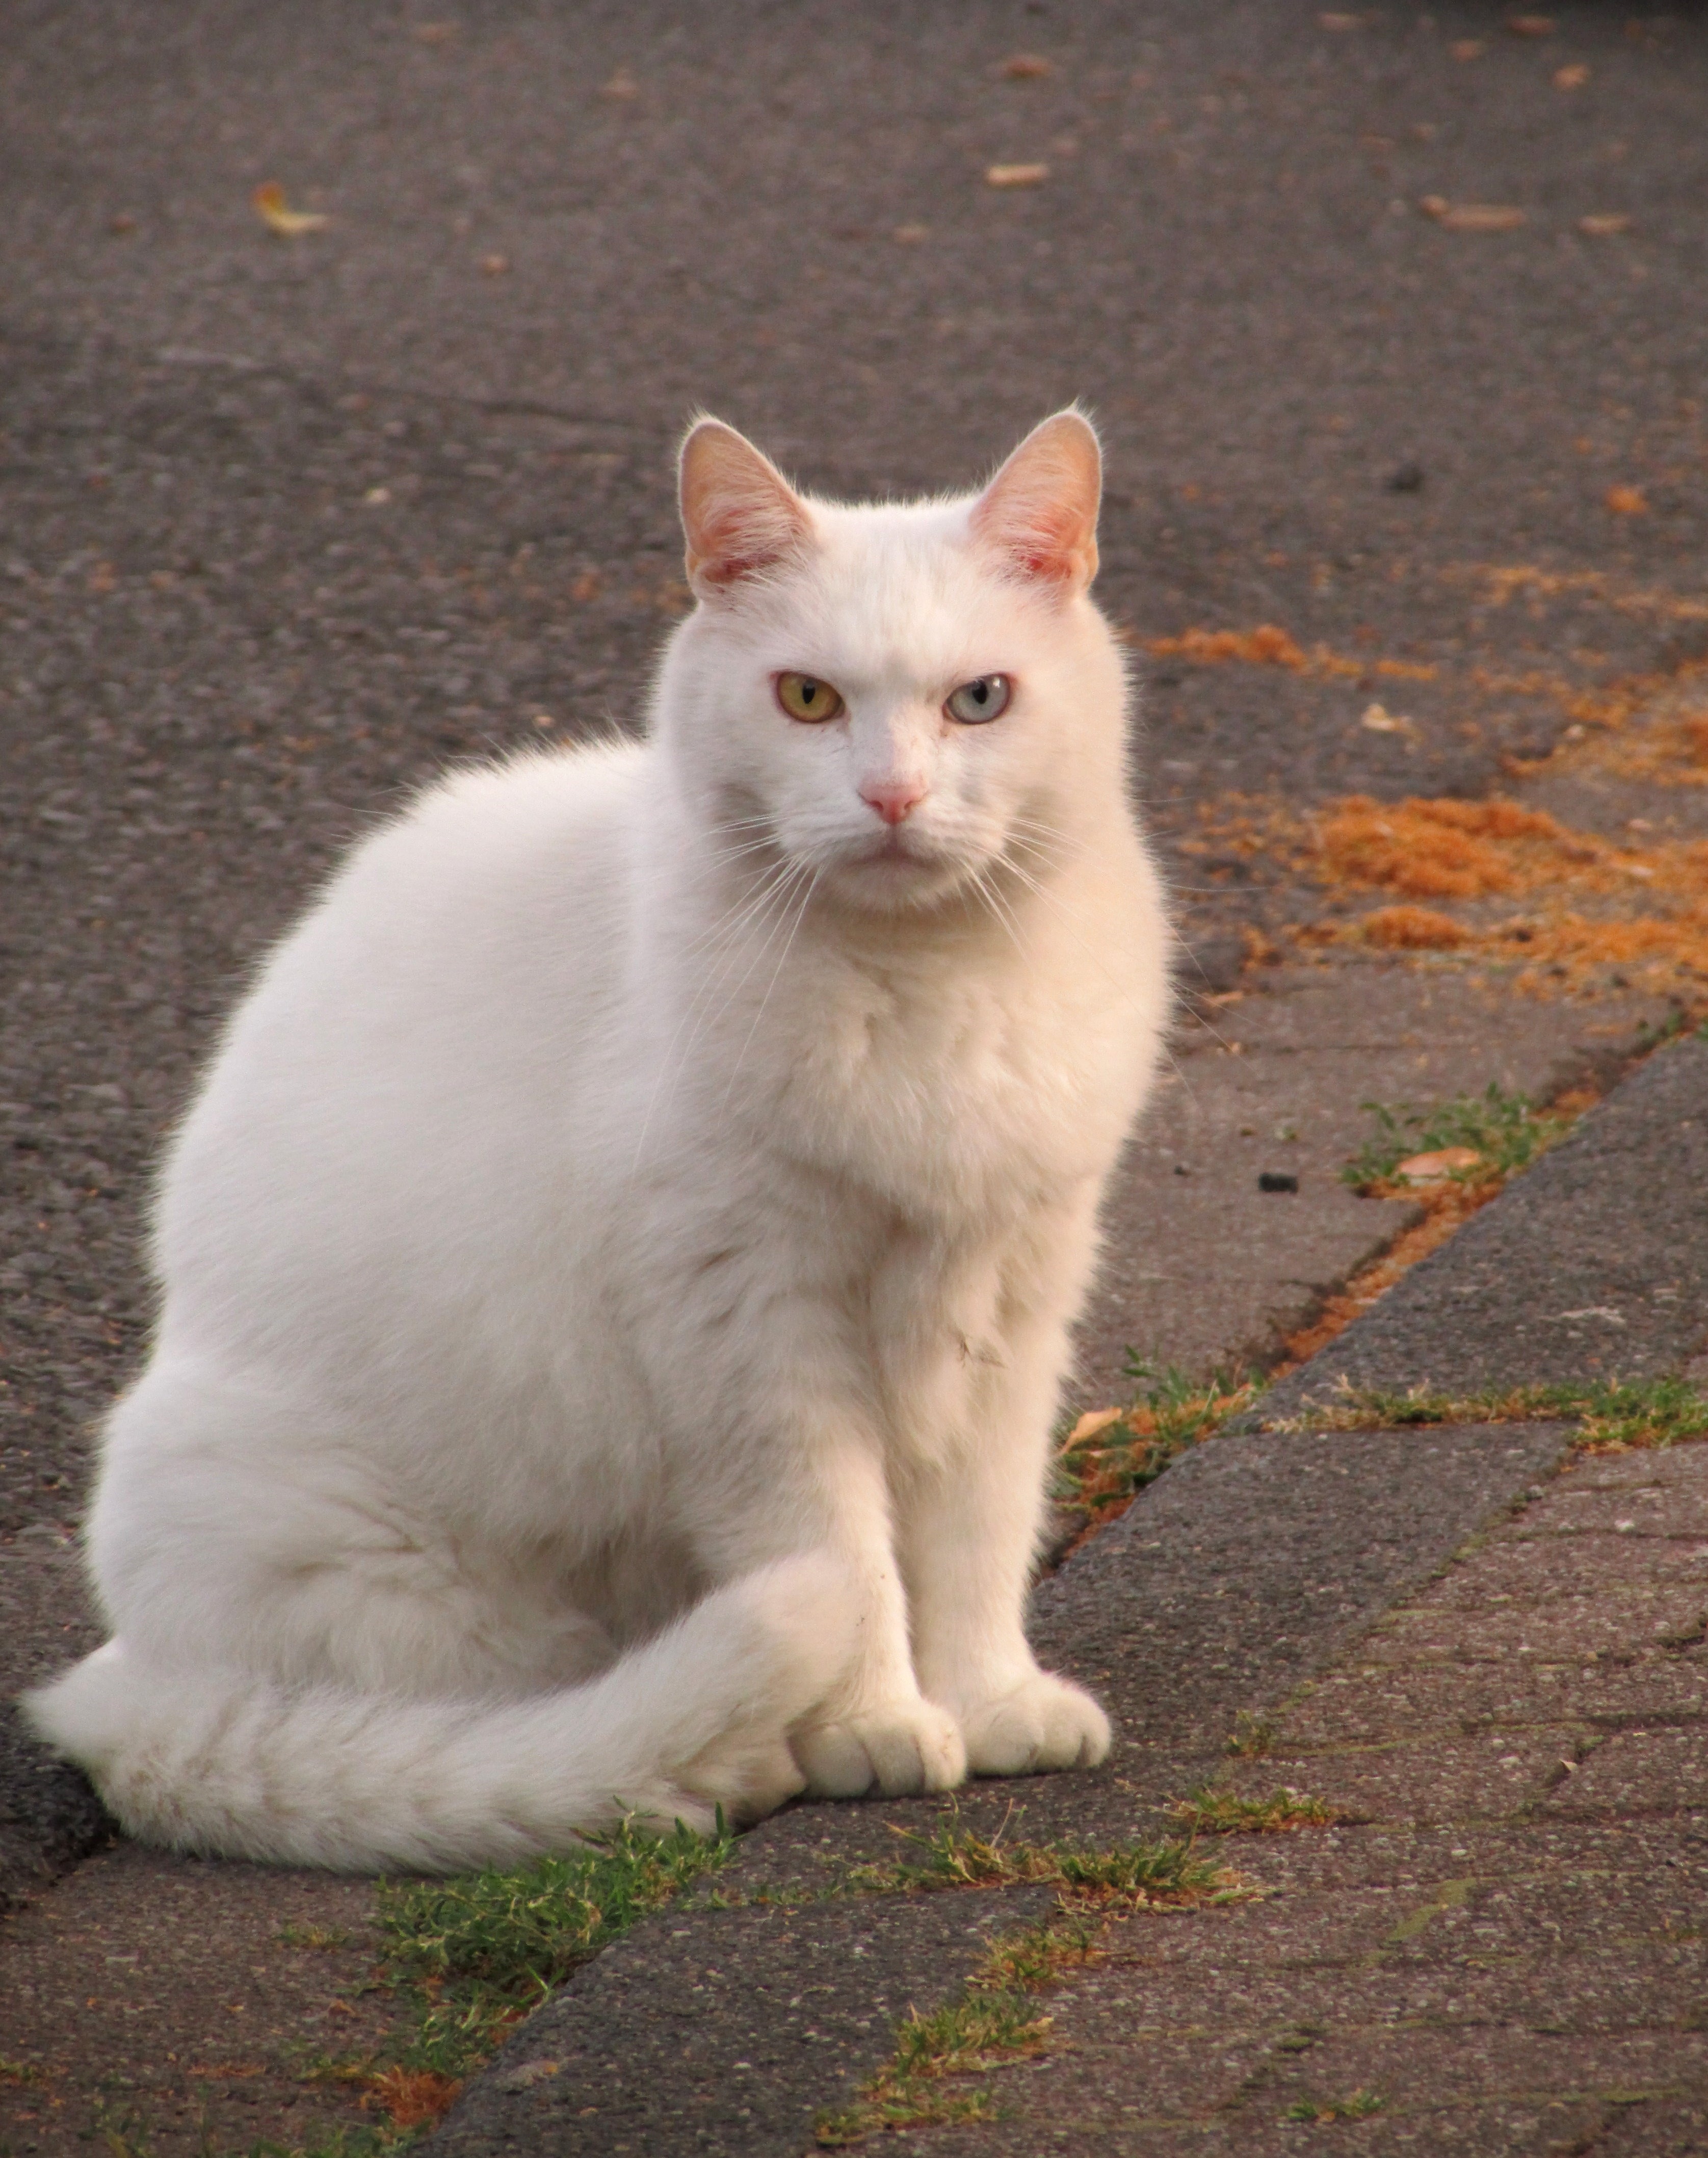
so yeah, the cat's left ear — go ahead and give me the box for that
[969,409,1101,596]
[679,418,814,599]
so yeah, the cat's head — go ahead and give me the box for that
[654,411,1130,913]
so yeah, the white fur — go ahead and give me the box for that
[26,415,1170,1871]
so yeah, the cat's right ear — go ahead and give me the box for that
[678,419,814,599]
[969,409,1102,597]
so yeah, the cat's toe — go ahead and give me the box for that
[795,1699,966,1799]
[961,1673,1111,1777]
[676,1730,809,1828]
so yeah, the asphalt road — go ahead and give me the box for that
[6,0,1705,1538]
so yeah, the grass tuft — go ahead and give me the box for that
[1056,1355,1262,1528]
[1283,2087,1386,2122]
[1172,1785,1337,1835]
[1266,1376,1708,1453]
[276,1924,350,1953]
[817,1819,1251,2144]
[841,1815,1240,1910]
[377,1814,736,2085]
[245,2131,393,2158]
[1342,1082,1570,1193]
[1226,1710,1278,1758]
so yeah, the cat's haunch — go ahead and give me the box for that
[27,412,1170,1871]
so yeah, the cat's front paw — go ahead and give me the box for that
[960,1672,1111,1778]
[795,1697,967,1800]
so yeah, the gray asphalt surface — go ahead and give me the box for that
[7,0,1704,1576]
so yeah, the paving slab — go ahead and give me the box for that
[0,1844,397,2158]
[421,1041,1707,2157]
[894,1446,1708,2158]
[1074,963,1666,1402]
[1253,1038,1708,1419]
[418,1417,1572,2157]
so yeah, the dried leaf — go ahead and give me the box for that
[1420,196,1526,232]
[1554,62,1590,89]
[252,182,328,238]
[1450,39,1485,60]
[1318,11,1363,27]
[1396,1146,1482,1182]
[892,223,929,244]
[600,66,638,100]
[1578,213,1632,236]
[1061,1407,1125,1453]
[1360,703,1414,734]
[480,252,510,275]
[1000,52,1054,79]
[1506,14,1556,35]
[412,22,458,44]
[986,162,1049,188]
[1605,485,1649,516]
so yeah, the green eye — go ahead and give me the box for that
[945,674,1011,724]
[775,672,846,723]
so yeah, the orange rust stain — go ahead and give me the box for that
[1507,674,1708,786]
[1461,563,1708,623]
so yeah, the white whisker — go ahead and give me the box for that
[634,854,810,1164]
[722,867,820,1107]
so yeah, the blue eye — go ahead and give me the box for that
[945,674,1011,724]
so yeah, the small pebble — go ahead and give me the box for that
[1258,1171,1299,1193]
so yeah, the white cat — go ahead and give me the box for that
[27,411,1170,1872]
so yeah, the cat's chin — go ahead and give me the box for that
[821,847,982,914]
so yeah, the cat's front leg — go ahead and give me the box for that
[901,1343,1111,1780]
[691,1431,965,1801]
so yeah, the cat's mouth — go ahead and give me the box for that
[852,822,946,873]
[825,822,982,908]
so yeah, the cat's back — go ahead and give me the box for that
[239,736,642,1026]
[161,739,651,1258]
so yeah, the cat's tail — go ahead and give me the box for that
[22,1557,853,1873]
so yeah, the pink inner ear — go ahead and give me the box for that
[1011,501,1086,581]
[979,494,1096,587]
[695,504,796,589]
[680,420,812,593]
[971,413,1102,592]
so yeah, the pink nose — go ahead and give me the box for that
[860,778,927,825]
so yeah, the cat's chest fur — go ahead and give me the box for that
[645,849,1156,1248]
[773,924,1139,1223]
